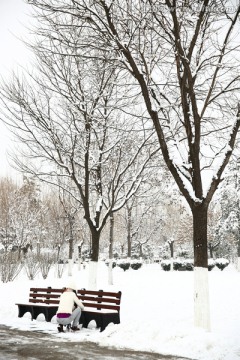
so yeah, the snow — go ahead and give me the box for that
[0,262,240,360]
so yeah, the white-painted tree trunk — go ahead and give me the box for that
[67,258,73,276]
[237,257,240,272]
[194,267,211,331]
[88,261,98,290]
[108,260,113,285]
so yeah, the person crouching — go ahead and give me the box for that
[56,281,84,332]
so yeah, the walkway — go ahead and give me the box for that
[0,325,193,360]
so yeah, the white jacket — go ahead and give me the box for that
[57,290,84,314]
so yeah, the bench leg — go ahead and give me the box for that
[17,305,34,320]
[101,313,120,332]
[32,307,44,320]
[81,312,103,331]
[82,312,120,332]
[45,307,58,322]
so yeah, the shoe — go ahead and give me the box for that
[66,324,71,331]
[71,326,80,331]
[57,325,64,333]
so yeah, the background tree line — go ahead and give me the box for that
[0,171,238,266]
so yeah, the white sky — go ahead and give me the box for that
[0,0,31,178]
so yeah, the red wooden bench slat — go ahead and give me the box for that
[82,302,120,311]
[29,299,59,304]
[78,290,121,298]
[30,288,63,293]
[78,296,120,304]
[30,293,61,299]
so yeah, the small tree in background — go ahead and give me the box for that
[0,252,23,283]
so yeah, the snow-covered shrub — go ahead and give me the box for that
[38,253,56,279]
[177,250,189,258]
[174,259,193,271]
[105,259,117,268]
[130,260,143,270]
[24,252,40,280]
[215,258,230,271]
[169,259,194,271]
[173,260,182,270]
[117,259,130,271]
[161,259,194,271]
[161,258,230,272]
[161,260,171,271]
[208,258,215,271]
[181,259,194,271]
[0,252,23,283]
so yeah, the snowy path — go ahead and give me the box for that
[0,325,192,360]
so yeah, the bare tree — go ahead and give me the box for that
[0,178,17,252]
[21,0,240,329]
[0,6,159,288]
[8,177,43,259]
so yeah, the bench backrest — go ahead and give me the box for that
[29,287,63,305]
[78,289,121,311]
[29,287,122,312]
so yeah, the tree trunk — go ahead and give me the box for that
[17,247,21,261]
[88,261,98,290]
[91,229,100,262]
[170,241,174,258]
[37,242,40,257]
[108,213,114,285]
[194,267,211,331]
[77,243,83,271]
[68,238,74,276]
[68,215,74,260]
[67,216,74,276]
[67,258,73,276]
[208,243,213,259]
[139,243,143,258]
[88,229,100,289]
[169,241,174,271]
[127,207,132,258]
[193,205,208,268]
[237,238,240,271]
[57,244,61,262]
[192,204,210,331]
[68,238,73,260]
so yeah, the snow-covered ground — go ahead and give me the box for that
[0,262,239,360]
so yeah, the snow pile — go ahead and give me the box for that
[0,262,240,360]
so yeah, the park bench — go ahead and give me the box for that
[16,287,122,332]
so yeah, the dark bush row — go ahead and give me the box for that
[105,259,143,271]
[161,258,230,271]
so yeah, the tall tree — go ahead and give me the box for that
[22,0,240,329]
[0,6,159,288]
[9,177,43,259]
